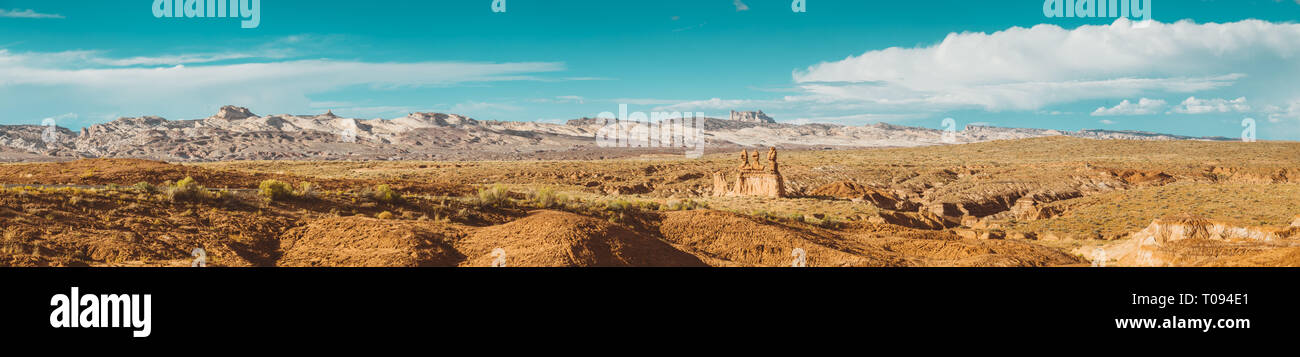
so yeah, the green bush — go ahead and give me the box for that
[474,185,510,208]
[132,182,157,193]
[528,187,560,208]
[296,182,317,199]
[819,217,841,229]
[662,199,707,211]
[605,199,642,223]
[166,176,206,202]
[258,180,295,201]
[636,201,660,211]
[606,199,636,213]
[372,184,402,203]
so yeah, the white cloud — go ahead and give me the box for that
[654,98,768,112]
[1099,119,1116,125]
[1092,98,1167,116]
[0,48,565,122]
[529,96,586,104]
[0,9,64,19]
[793,19,1300,112]
[1264,100,1300,123]
[733,0,750,11]
[611,98,692,106]
[93,52,286,66]
[1170,96,1251,114]
[787,113,924,125]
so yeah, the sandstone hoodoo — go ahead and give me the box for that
[713,147,785,198]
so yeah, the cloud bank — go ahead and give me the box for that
[0,48,565,123]
[0,9,64,19]
[792,19,1300,112]
[1092,98,1166,116]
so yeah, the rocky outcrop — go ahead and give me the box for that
[729,110,775,123]
[0,105,1238,162]
[713,148,785,198]
[1132,215,1278,244]
[1081,215,1290,267]
[213,105,257,120]
[810,180,916,211]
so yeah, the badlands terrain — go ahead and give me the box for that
[0,106,1226,162]
[0,106,1296,267]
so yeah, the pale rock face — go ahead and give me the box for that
[712,148,785,198]
[1132,217,1278,244]
[1011,198,1041,220]
[0,105,1236,162]
[729,110,776,123]
[713,171,784,198]
[213,105,257,120]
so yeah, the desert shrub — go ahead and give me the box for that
[752,210,775,221]
[606,199,636,213]
[819,217,841,229]
[605,199,643,223]
[473,185,511,208]
[295,182,317,199]
[371,184,402,203]
[167,176,207,202]
[662,199,706,211]
[376,211,395,220]
[787,213,806,223]
[528,187,562,208]
[258,179,295,201]
[636,201,660,211]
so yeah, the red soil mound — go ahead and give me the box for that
[658,210,1081,267]
[1206,247,1300,267]
[809,180,909,210]
[278,216,465,267]
[457,210,705,267]
[658,210,887,267]
[0,188,284,267]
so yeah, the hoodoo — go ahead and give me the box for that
[713,147,785,198]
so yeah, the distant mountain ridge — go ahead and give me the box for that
[0,105,1233,162]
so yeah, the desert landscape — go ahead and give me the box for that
[1,107,1297,267]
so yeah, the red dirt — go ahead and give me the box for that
[278,216,465,267]
[0,158,470,196]
[457,210,706,267]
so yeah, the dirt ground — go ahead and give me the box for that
[3,137,1299,267]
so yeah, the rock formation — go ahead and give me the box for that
[730,110,776,123]
[213,105,257,120]
[0,105,1237,162]
[713,147,785,198]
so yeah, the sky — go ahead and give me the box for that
[2,0,1300,140]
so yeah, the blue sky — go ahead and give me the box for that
[2,0,1300,139]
